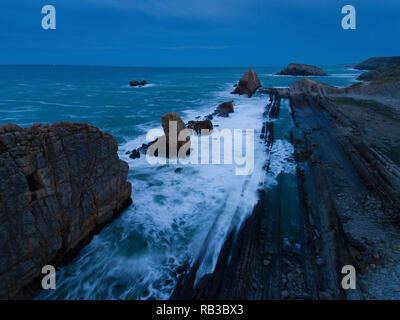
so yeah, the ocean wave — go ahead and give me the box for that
[38,85,269,300]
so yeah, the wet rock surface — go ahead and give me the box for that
[0,122,132,299]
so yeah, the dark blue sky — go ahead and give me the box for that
[1,0,399,67]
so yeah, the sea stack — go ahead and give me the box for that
[0,122,132,299]
[277,63,327,76]
[148,112,190,158]
[232,69,261,97]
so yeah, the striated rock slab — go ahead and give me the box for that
[277,63,327,76]
[265,78,400,115]
[0,122,132,299]
[232,69,261,97]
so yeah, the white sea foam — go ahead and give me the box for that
[37,84,301,300]
[42,86,268,300]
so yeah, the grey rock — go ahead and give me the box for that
[277,63,327,76]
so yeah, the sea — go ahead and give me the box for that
[0,65,362,299]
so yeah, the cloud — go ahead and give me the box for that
[153,45,234,50]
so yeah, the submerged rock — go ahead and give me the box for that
[277,63,327,76]
[232,69,261,97]
[0,122,132,299]
[215,101,234,117]
[129,149,141,159]
[129,80,147,87]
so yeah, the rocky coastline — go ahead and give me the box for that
[2,59,399,300]
[172,58,400,300]
[0,122,132,299]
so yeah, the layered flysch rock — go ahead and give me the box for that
[0,122,132,299]
[265,77,400,113]
[232,69,261,97]
[276,63,327,76]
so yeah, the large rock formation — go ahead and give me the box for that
[0,122,132,299]
[232,70,261,97]
[277,63,326,76]
[267,77,400,109]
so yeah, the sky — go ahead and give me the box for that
[0,0,399,67]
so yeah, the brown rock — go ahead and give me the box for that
[232,69,261,97]
[154,112,191,158]
[0,122,132,299]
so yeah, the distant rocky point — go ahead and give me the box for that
[0,122,132,299]
[276,63,327,76]
[354,56,400,71]
[232,69,261,97]
[354,56,400,82]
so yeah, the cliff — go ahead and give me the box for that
[0,122,132,299]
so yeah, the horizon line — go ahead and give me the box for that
[0,63,353,69]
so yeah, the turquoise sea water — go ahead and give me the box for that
[0,65,362,299]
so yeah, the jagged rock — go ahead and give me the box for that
[277,63,327,76]
[129,149,141,159]
[232,69,261,97]
[186,120,213,135]
[129,80,147,87]
[0,122,132,299]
